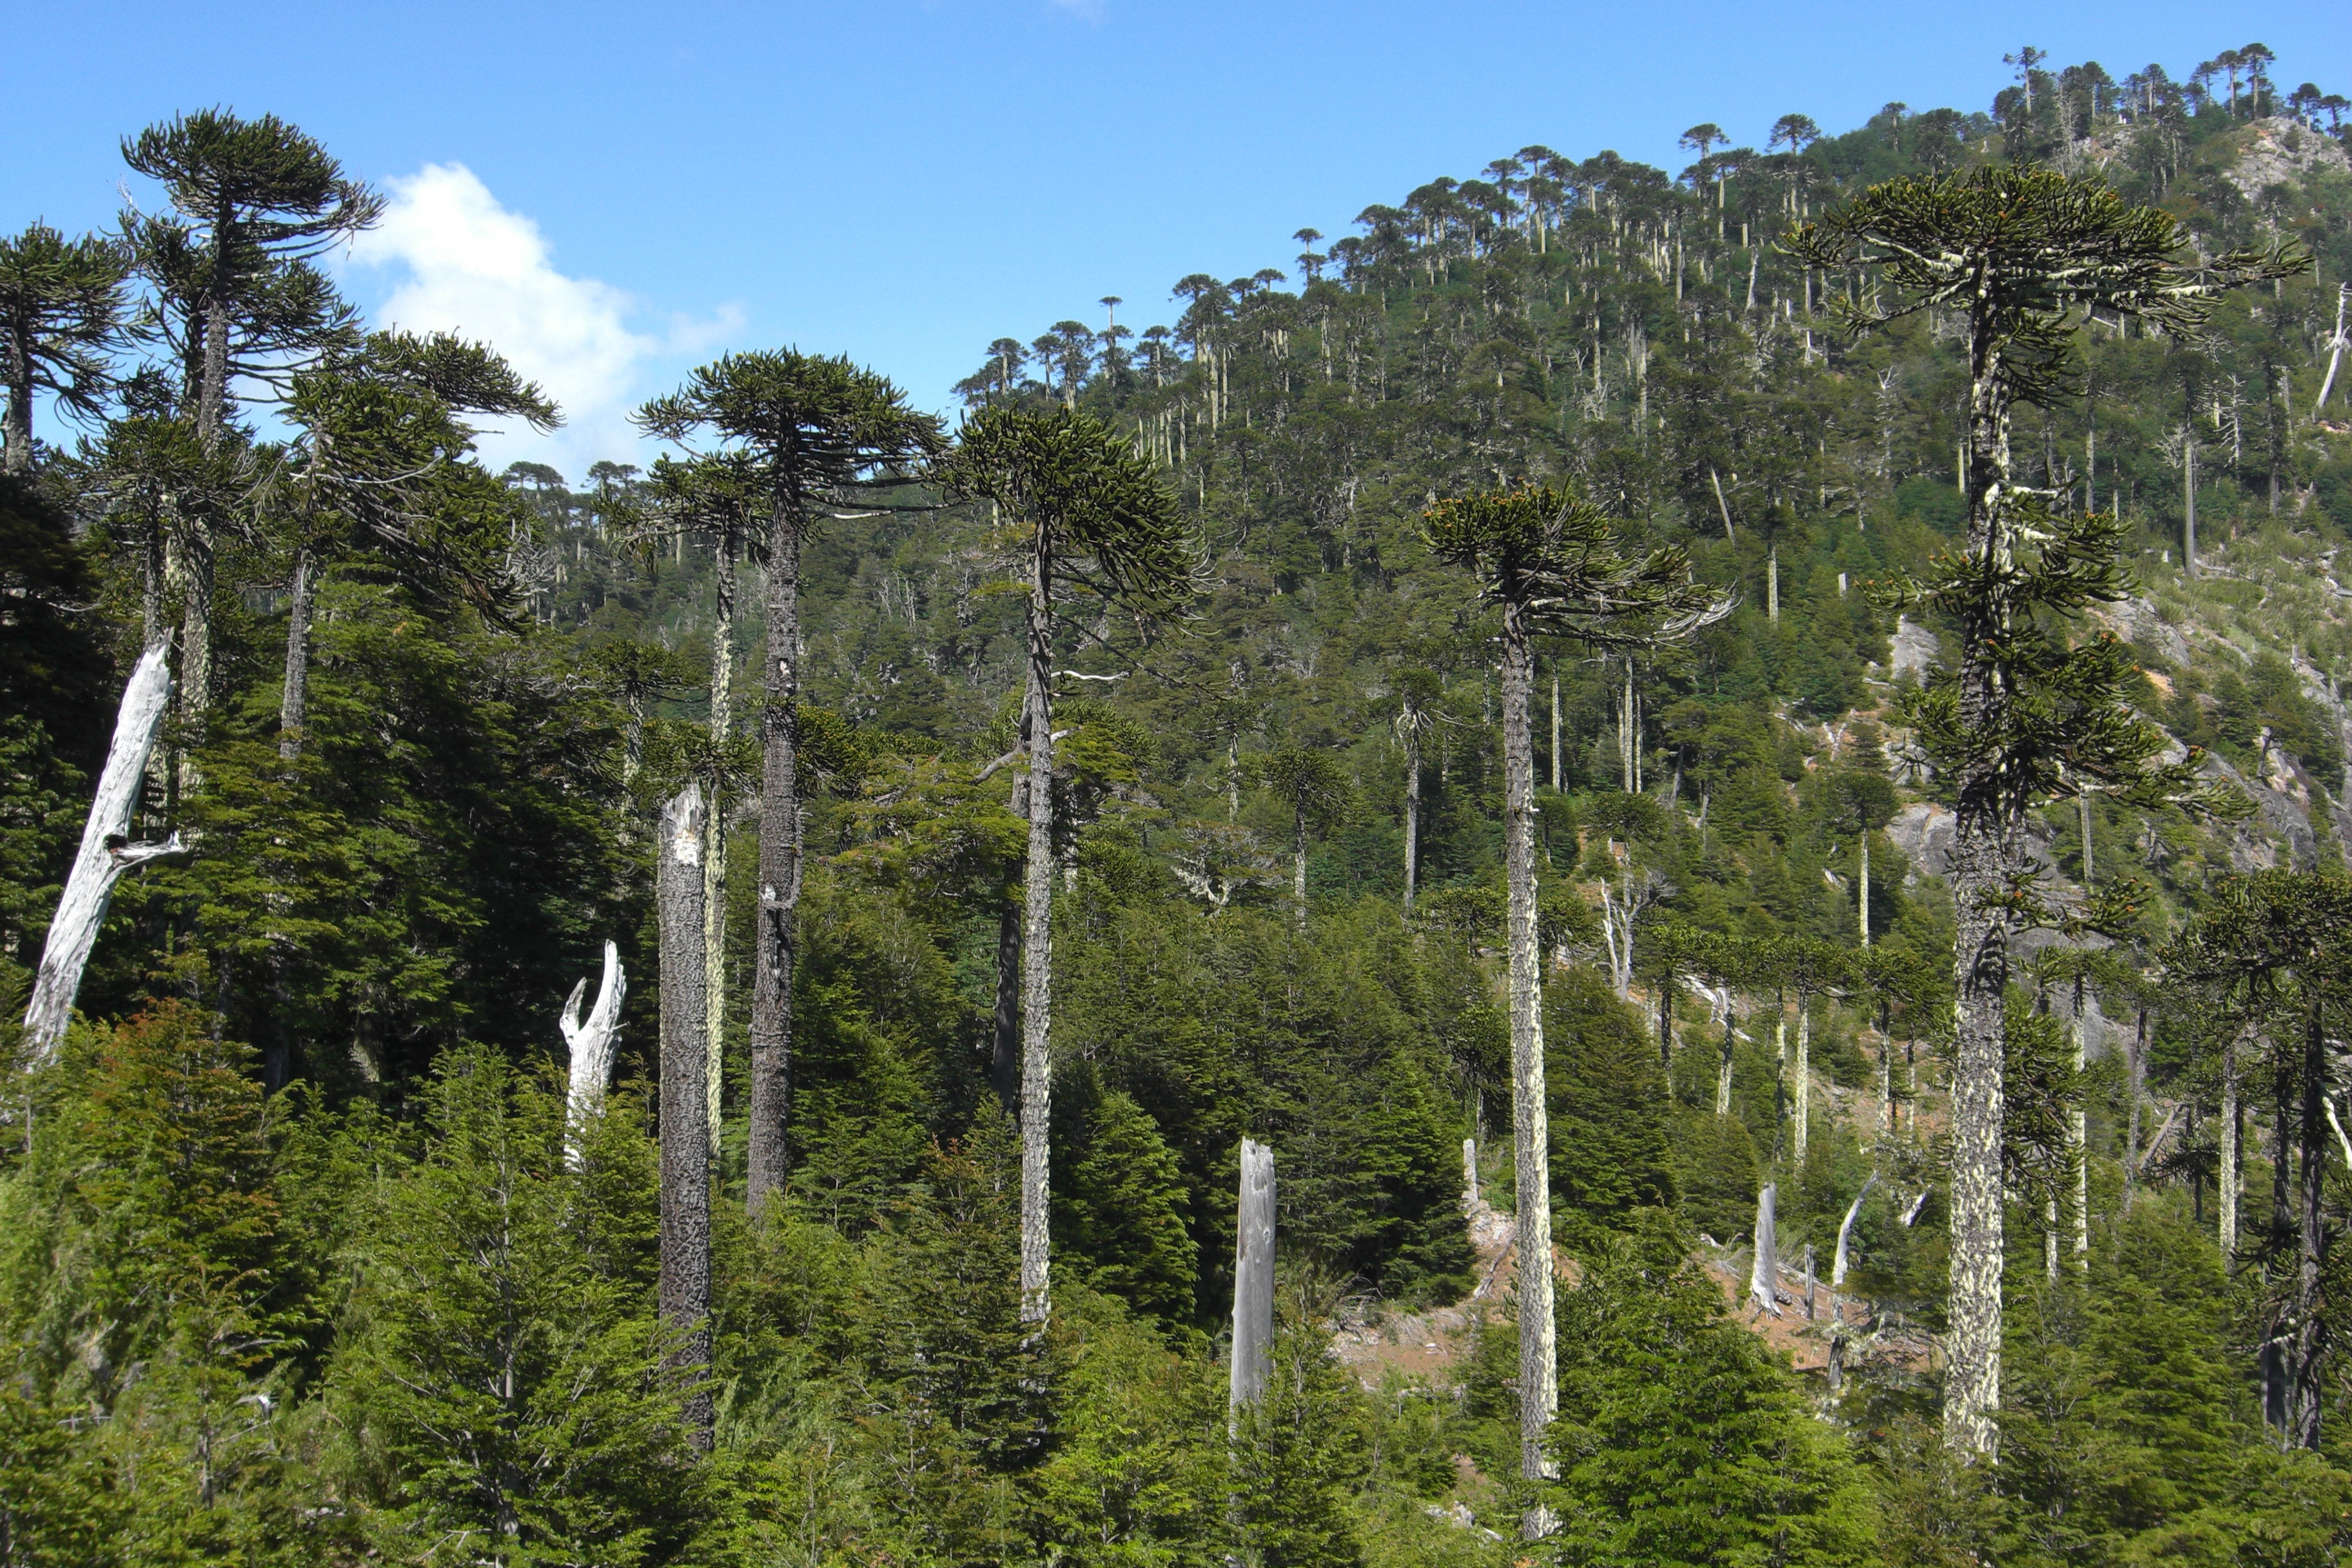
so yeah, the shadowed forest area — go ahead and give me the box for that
[8,40,2352,1567]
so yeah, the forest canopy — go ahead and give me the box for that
[7,39,2352,1568]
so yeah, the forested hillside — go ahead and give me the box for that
[7,41,2352,1567]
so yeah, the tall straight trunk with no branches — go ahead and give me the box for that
[1498,597,1556,1484]
[277,547,314,760]
[747,500,804,1210]
[704,536,735,1156]
[1017,543,1057,1323]
[2289,1006,2329,1446]
[2220,1028,2240,1258]
[1402,715,1422,914]
[656,784,713,1447]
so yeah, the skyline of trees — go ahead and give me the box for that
[6,38,2352,1565]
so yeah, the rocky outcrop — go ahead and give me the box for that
[2224,117,2351,203]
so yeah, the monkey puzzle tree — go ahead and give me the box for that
[636,350,941,1211]
[269,329,559,760]
[1422,484,1725,1499]
[938,404,1191,1324]
[1257,745,1351,923]
[121,110,382,772]
[642,451,767,1150]
[1788,165,2289,1456]
[0,222,130,473]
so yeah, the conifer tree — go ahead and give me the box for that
[121,111,382,758]
[643,452,765,1147]
[1423,484,1724,1496]
[1789,165,2291,1456]
[2168,871,2352,1450]
[1258,745,1352,922]
[636,351,940,1210]
[0,222,130,473]
[268,329,558,760]
[939,404,1191,1324]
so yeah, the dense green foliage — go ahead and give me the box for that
[9,42,2352,1567]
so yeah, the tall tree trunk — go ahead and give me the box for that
[2071,980,2089,1265]
[1749,1182,1781,1316]
[1859,834,1870,946]
[2184,437,2199,578]
[747,504,803,1210]
[2288,1007,2328,1448]
[1794,995,1810,1162]
[1945,323,2021,1458]
[1550,669,1562,791]
[277,547,314,760]
[1229,1139,1275,1415]
[1499,599,1556,1489]
[1402,723,1421,914]
[177,514,213,800]
[199,292,228,452]
[656,785,713,1449]
[3,322,32,474]
[1292,807,1308,924]
[1718,1003,1736,1117]
[2220,1028,2240,1258]
[22,646,181,1065]
[705,539,734,1159]
[1018,544,1057,1324]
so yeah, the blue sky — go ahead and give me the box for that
[5,2,2346,475]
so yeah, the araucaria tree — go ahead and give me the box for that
[1788,164,2289,1456]
[636,351,941,1210]
[939,405,1191,1324]
[1258,745,1351,922]
[1422,484,1725,1497]
[121,110,382,756]
[0,222,130,473]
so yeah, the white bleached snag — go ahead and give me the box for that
[23,644,184,1067]
[1229,1138,1275,1415]
[1750,1182,1781,1317]
[1832,1174,1877,1295]
[559,940,627,1170]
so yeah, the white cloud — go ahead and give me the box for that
[345,163,737,480]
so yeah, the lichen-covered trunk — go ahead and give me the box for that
[1402,725,1421,914]
[1292,808,1308,925]
[746,499,803,1210]
[1499,601,1555,1485]
[705,540,734,1158]
[1794,997,1811,1163]
[656,785,713,1448]
[2071,987,2089,1265]
[1019,544,1057,1324]
[2220,1030,2240,1258]
[2288,1008,2329,1449]
[3,319,32,474]
[176,512,214,800]
[277,547,315,761]
[1945,309,2018,1458]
